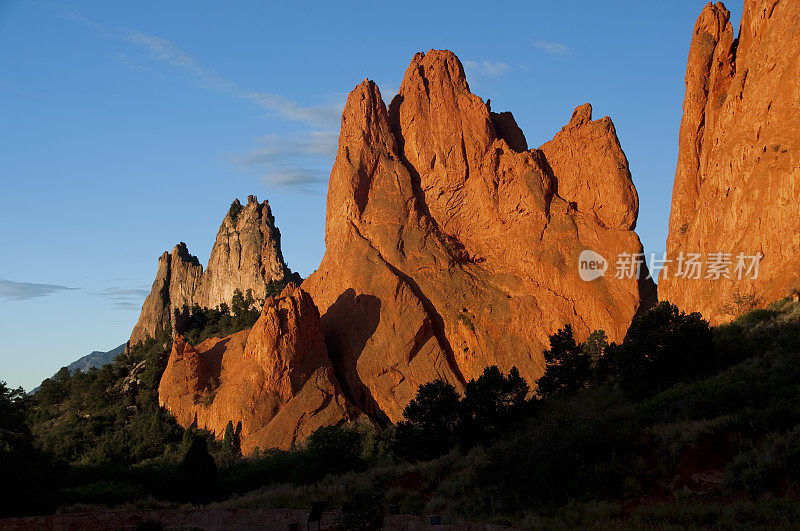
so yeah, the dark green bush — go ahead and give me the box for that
[536,325,593,398]
[476,387,639,508]
[393,379,462,461]
[607,301,715,397]
[460,366,529,445]
[228,200,243,222]
[292,424,367,483]
[182,289,260,344]
[177,436,219,502]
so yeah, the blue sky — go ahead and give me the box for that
[0,0,742,391]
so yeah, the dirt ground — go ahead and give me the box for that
[0,508,516,530]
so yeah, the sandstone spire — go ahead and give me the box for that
[128,196,289,346]
[660,0,800,321]
[129,242,202,346]
[195,195,289,309]
[303,50,655,421]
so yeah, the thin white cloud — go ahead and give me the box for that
[117,28,343,128]
[96,287,150,298]
[0,279,77,301]
[532,41,571,56]
[463,60,511,78]
[121,30,237,92]
[111,302,142,311]
[263,167,327,189]
[59,9,110,37]
[94,287,150,311]
[61,11,345,192]
[62,12,343,128]
[238,131,338,162]
[244,93,342,129]
[233,131,338,193]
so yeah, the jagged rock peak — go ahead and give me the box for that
[172,242,200,266]
[159,284,354,452]
[540,102,639,230]
[129,243,203,346]
[569,103,593,126]
[403,50,470,93]
[129,196,290,346]
[660,0,800,322]
[303,49,654,422]
[194,196,288,310]
[490,111,528,152]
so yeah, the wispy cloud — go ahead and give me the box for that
[61,11,344,192]
[244,93,342,129]
[96,287,150,298]
[238,131,338,162]
[93,287,150,311]
[121,30,344,129]
[0,279,77,301]
[59,9,110,37]
[233,131,338,192]
[463,60,511,78]
[262,167,328,189]
[121,30,237,92]
[532,41,571,56]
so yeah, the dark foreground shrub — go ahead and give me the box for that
[608,301,714,397]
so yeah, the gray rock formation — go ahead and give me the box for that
[128,196,289,346]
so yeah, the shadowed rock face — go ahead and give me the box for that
[303,49,655,422]
[129,243,202,346]
[158,284,354,453]
[660,1,800,322]
[129,195,288,346]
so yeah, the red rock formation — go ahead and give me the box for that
[303,50,655,421]
[129,196,288,346]
[158,284,354,453]
[660,0,800,322]
[540,103,639,231]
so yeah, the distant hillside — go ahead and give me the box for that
[31,343,126,394]
[64,343,126,374]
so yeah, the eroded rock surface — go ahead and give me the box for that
[129,243,202,346]
[195,195,289,309]
[129,195,288,346]
[303,50,655,421]
[660,1,800,322]
[158,284,354,453]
